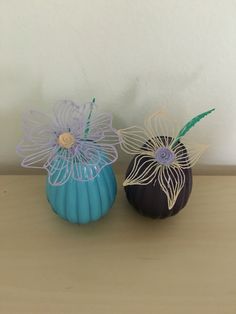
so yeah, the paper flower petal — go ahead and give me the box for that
[87,112,120,145]
[22,110,56,144]
[173,140,208,169]
[48,168,72,186]
[17,140,54,158]
[45,148,75,185]
[144,111,180,148]
[157,165,185,209]
[118,126,156,155]
[72,142,118,181]
[53,100,84,133]
[97,144,118,166]
[123,154,160,186]
[21,146,56,169]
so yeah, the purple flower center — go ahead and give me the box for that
[155,147,175,165]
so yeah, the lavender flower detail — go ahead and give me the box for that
[17,99,120,185]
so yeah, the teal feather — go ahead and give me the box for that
[173,108,215,145]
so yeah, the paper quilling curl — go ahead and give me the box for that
[117,109,215,210]
[17,99,120,186]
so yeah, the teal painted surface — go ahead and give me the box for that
[46,165,117,224]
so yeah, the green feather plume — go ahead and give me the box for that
[172,108,215,145]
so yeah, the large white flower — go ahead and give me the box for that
[17,100,120,185]
[118,110,212,209]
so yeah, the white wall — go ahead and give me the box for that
[0,0,236,173]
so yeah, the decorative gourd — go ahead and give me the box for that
[17,99,120,224]
[124,144,192,219]
[47,165,116,224]
[118,109,215,219]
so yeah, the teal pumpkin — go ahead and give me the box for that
[46,165,117,224]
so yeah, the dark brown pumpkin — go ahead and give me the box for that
[124,138,192,219]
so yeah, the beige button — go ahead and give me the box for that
[58,132,75,149]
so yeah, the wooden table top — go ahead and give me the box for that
[0,173,236,314]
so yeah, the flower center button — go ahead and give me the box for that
[58,132,75,149]
[155,147,175,165]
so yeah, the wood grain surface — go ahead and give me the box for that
[0,173,235,314]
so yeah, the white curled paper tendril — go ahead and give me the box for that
[17,100,120,185]
[118,110,210,210]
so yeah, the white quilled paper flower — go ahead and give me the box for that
[118,109,214,209]
[17,99,120,185]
